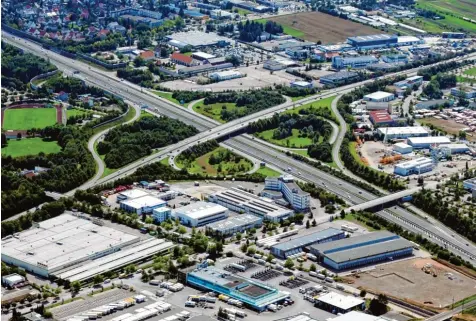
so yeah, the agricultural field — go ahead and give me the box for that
[262,12,380,43]
[256,128,320,148]
[176,147,253,176]
[1,137,61,157]
[419,118,476,142]
[193,102,238,123]
[416,0,476,21]
[3,108,57,130]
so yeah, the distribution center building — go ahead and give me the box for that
[172,201,228,227]
[347,34,398,49]
[310,231,413,271]
[394,157,433,176]
[206,214,263,236]
[407,136,451,148]
[119,195,166,215]
[264,175,310,211]
[270,228,345,259]
[116,189,149,203]
[376,127,428,139]
[364,91,395,102]
[186,265,289,311]
[208,188,294,222]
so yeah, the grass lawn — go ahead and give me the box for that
[349,142,365,166]
[140,110,154,119]
[193,102,238,123]
[291,149,309,157]
[284,96,336,120]
[457,75,475,84]
[3,108,57,130]
[451,293,476,309]
[151,91,182,106]
[256,166,281,177]
[463,67,476,77]
[2,138,61,157]
[235,8,252,15]
[254,18,305,38]
[256,128,316,148]
[160,157,171,167]
[177,147,252,176]
[67,108,91,119]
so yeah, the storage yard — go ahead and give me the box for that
[263,12,383,43]
[349,258,476,308]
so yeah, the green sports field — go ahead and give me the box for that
[1,137,61,157]
[3,108,57,130]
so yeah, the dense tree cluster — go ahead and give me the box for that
[117,68,154,87]
[300,182,345,207]
[418,60,472,80]
[1,42,56,89]
[176,140,219,165]
[422,73,457,99]
[98,117,198,169]
[208,149,246,166]
[64,33,126,54]
[237,20,283,42]
[275,85,318,99]
[308,142,332,162]
[172,91,207,103]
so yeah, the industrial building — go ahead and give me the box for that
[320,71,359,85]
[315,293,365,314]
[191,52,216,61]
[393,142,413,154]
[264,175,310,211]
[331,55,378,69]
[407,136,451,148]
[206,214,263,236]
[120,195,166,215]
[2,274,26,288]
[1,214,140,277]
[431,143,469,154]
[270,228,345,259]
[116,189,149,203]
[186,265,289,311]
[152,207,172,223]
[347,34,398,49]
[364,91,395,103]
[177,63,234,76]
[463,178,476,190]
[290,81,313,89]
[394,75,423,89]
[394,157,433,176]
[382,54,408,63]
[166,31,231,49]
[209,70,242,81]
[369,111,394,126]
[442,32,466,39]
[172,201,228,227]
[376,127,428,139]
[310,231,413,271]
[451,86,476,99]
[229,0,271,12]
[208,188,294,222]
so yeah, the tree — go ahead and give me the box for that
[312,219,317,227]
[1,133,7,147]
[240,243,248,253]
[246,246,256,255]
[134,56,145,67]
[306,220,310,229]
[16,132,22,140]
[458,130,467,140]
[236,232,242,241]
[360,289,367,297]
[93,274,104,285]
[309,263,316,272]
[340,210,345,219]
[70,281,81,293]
[417,176,424,186]
[168,260,178,277]
[177,226,187,234]
[284,258,294,269]
[266,254,275,263]
[368,294,388,316]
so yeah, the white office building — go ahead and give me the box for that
[116,189,149,203]
[264,175,310,211]
[364,91,395,103]
[152,207,172,223]
[120,196,166,215]
[208,188,294,222]
[393,142,412,154]
[394,157,433,176]
[172,201,228,227]
[377,127,428,139]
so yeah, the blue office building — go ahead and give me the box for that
[463,178,476,191]
[152,207,172,223]
[271,228,345,259]
[186,265,289,311]
[347,34,398,49]
[320,71,359,85]
[382,54,408,63]
[332,55,378,69]
[310,231,413,271]
[264,175,310,211]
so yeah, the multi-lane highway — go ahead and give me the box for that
[5,33,476,262]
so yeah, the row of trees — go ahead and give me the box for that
[97,117,199,169]
[176,140,219,165]
[237,20,283,42]
[117,68,154,88]
[422,73,457,99]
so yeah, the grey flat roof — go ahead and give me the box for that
[320,71,358,81]
[207,214,262,232]
[272,228,343,252]
[311,231,396,254]
[325,238,413,264]
[348,34,397,43]
[284,181,310,196]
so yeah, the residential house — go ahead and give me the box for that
[97,29,110,39]
[139,50,156,61]
[170,52,199,67]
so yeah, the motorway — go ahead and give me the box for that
[425,299,476,321]
[5,33,476,262]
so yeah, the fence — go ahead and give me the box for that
[91,105,130,129]
[30,70,59,90]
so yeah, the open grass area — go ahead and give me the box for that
[193,102,238,123]
[416,0,476,21]
[254,18,305,38]
[66,108,91,119]
[3,108,57,130]
[340,213,380,232]
[1,138,62,157]
[235,8,252,15]
[256,166,281,177]
[463,67,476,77]
[284,96,336,119]
[457,75,475,83]
[160,157,171,166]
[256,128,319,148]
[140,110,154,119]
[177,147,252,176]
[151,91,182,106]
[349,142,366,166]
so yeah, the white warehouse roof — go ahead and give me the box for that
[120,195,166,209]
[174,201,227,219]
[330,311,391,321]
[364,91,394,100]
[192,51,216,59]
[316,292,364,310]
[395,157,433,169]
[118,189,149,199]
[377,127,428,135]
[407,136,451,145]
[394,142,411,148]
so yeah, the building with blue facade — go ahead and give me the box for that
[382,54,408,63]
[347,34,398,49]
[331,55,378,69]
[264,175,310,211]
[320,71,359,85]
[451,86,476,99]
[271,228,345,259]
[310,231,413,271]
[463,178,476,190]
[152,207,172,223]
[186,265,289,311]
[206,214,263,236]
[394,157,433,176]
[172,201,228,227]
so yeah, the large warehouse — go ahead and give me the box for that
[172,201,228,227]
[310,231,413,271]
[376,127,428,139]
[166,31,231,49]
[208,188,294,222]
[270,228,345,259]
[364,91,395,103]
[407,136,451,148]
[264,175,310,211]
[186,265,289,311]
[347,34,398,49]
[315,293,365,314]
[1,214,169,278]
[206,214,263,236]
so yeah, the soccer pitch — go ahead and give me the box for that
[3,108,57,130]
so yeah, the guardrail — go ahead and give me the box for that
[30,70,59,90]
